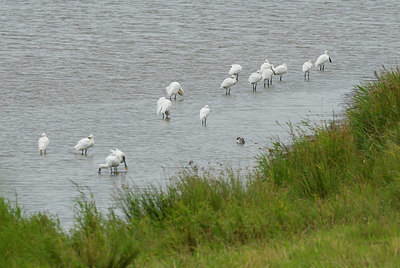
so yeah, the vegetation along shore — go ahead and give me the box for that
[2,67,400,266]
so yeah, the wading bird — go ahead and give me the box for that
[157,97,172,119]
[199,105,210,126]
[220,75,237,94]
[166,82,184,100]
[74,134,94,155]
[228,64,242,82]
[98,155,119,174]
[262,65,276,88]
[248,70,262,91]
[315,50,332,71]
[236,137,245,144]
[273,63,288,81]
[38,132,49,155]
[110,148,128,170]
[302,60,313,80]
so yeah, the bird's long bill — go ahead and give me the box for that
[98,168,101,174]
[329,57,332,63]
[124,159,128,170]
[271,67,276,75]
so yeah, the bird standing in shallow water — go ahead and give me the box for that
[228,64,242,82]
[74,134,94,155]
[302,60,313,81]
[98,155,119,174]
[273,63,288,81]
[248,70,262,92]
[157,97,172,119]
[110,148,128,170]
[166,82,184,100]
[38,132,49,155]
[262,65,276,88]
[315,50,332,71]
[220,75,237,94]
[200,105,210,126]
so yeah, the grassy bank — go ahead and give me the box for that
[2,67,400,267]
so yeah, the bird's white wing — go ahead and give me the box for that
[200,107,210,120]
[38,137,49,150]
[74,138,92,150]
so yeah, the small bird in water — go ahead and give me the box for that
[38,132,49,155]
[273,63,288,81]
[248,70,262,92]
[165,82,184,100]
[236,137,245,144]
[200,105,210,126]
[157,97,172,119]
[221,75,237,94]
[302,60,313,81]
[74,134,94,155]
[98,155,120,174]
[315,50,332,71]
[110,148,128,170]
[228,64,242,82]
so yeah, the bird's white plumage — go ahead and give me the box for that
[274,63,288,76]
[220,75,237,94]
[165,82,184,99]
[315,50,331,67]
[38,132,49,154]
[261,67,275,82]
[74,134,94,152]
[260,59,272,72]
[248,70,262,84]
[98,155,120,173]
[228,64,242,75]
[302,60,313,73]
[157,97,172,118]
[110,148,125,163]
[199,105,210,121]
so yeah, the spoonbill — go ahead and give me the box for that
[110,148,128,170]
[166,82,184,100]
[248,70,262,91]
[315,50,332,71]
[157,97,172,119]
[38,132,49,155]
[98,155,120,174]
[220,75,237,94]
[236,137,245,144]
[262,65,276,88]
[228,64,242,82]
[260,59,272,72]
[273,63,287,81]
[199,105,210,126]
[302,60,313,80]
[74,134,94,155]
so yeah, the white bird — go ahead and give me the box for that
[98,155,120,174]
[236,137,245,144]
[157,97,172,119]
[248,70,262,91]
[166,82,184,100]
[110,148,128,170]
[260,59,272,72]
[315,50,332,71]
[228,64,242,82]
[273,63,288,81]
[261,65,276,88]
[74,134,94,155]
[220,75,237,94]
[38,132,49,155]
[302,60,313,81]
[199,105,210,126]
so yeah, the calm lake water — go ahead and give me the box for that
[1,0,399,228]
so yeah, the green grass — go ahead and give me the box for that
[2,67,400,266]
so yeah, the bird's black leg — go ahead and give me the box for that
[81,150,84,155]
[85,149,87,155]
[280,75,282,81]
[264,80,266,88]
[270,77,273,85]
[174,94,177,100]
[308,72,310,80]
[304,73,306,81]
[237,74,239,82]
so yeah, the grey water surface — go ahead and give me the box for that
[1,0,399,228]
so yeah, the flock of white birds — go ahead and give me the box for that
[38,50,332,173]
